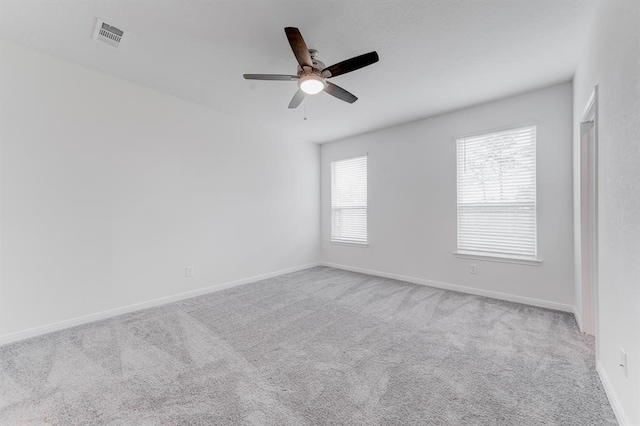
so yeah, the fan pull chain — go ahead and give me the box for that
[304,101,307,121]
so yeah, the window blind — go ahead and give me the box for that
[456,126,537,258]
[331,156,367,244]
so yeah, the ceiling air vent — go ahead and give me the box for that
[92,19,124,48]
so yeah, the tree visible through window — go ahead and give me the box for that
[456,126,537,258]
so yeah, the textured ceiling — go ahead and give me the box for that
[0,0,599,143]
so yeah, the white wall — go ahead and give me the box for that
[321,83,574,310]
[573,1,640,424]
[0,40,319,338]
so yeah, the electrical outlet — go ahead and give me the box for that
[470,264,477,274]
[186,266,194,278]
[619,347,627,378]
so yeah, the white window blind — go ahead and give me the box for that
[331,156,367,244]
[456,126,537,258]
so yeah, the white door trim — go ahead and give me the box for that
[578,86,599,341]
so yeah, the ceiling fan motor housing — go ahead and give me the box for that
[297,50,326,75]
[296,50,328,94]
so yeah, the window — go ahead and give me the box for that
[456,125,537,260]
[331,155,367,244]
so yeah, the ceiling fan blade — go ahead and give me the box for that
[284,27,313,68]
[322,51,379,78]
[288,89,306,109]
[243,74,298,81]
[324,82,358,104]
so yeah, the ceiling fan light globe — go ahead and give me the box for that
[299,76,325,95]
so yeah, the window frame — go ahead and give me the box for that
[330,155,368,246]
[454,125,541,265]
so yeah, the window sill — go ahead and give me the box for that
[454,251,541,266]
[330,240,369,247]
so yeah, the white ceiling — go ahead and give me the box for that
[0,0,599,143]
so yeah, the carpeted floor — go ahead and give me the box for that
[0,266,616,425]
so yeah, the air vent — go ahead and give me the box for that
[92,19,124,48]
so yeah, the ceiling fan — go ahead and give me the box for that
[243,27,379,109]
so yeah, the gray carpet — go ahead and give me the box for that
[0,266,616,425]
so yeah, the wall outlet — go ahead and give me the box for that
[470,264,477,274]
[619,347,627,378]
[186,266,194,278]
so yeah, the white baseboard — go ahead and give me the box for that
[597,361,632,426]
[320,262,574,313]
[573,306,584,333]
[0,262,320,346]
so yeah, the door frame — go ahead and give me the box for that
[579,86,599,340]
